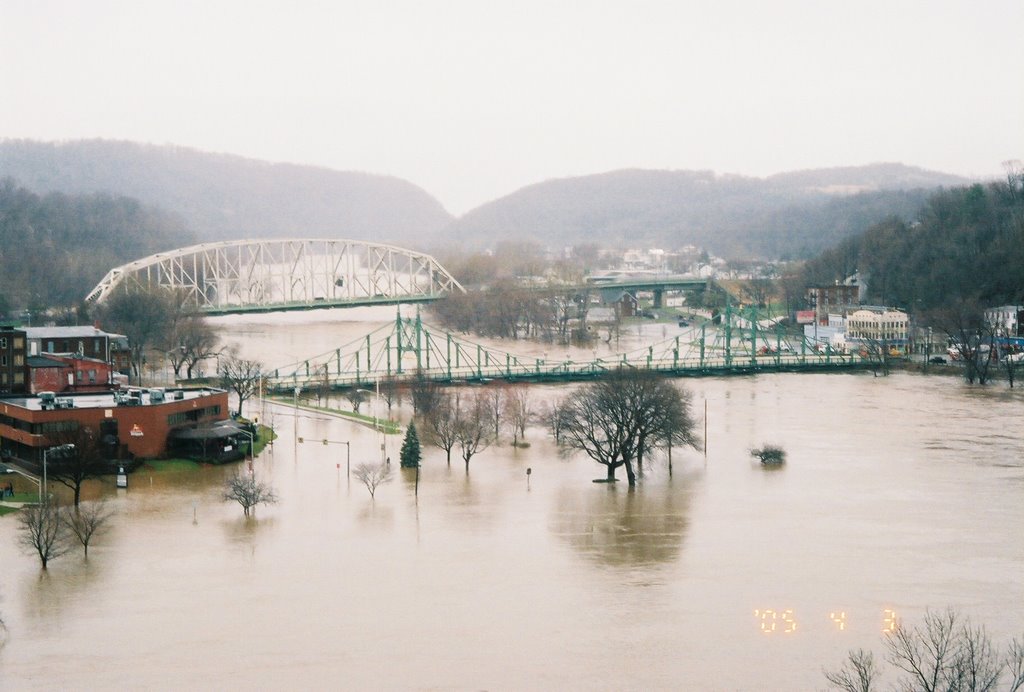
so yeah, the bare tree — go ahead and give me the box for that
[165,313,220,380]
[63,501,113,557]
[378,375,402,411]
[422,393,459,465]
[45,428,108,507]
[823,648,880,692]
[485,384,505,442]
[456,391,491,471]
[827,608,1024,692]
[223,473,278,517]
[553,368,699,486]
[218,350,265,417]
[352,462,392,499]
[92,283,179,384]
[1007,637,1024,691]
[410,375,444,415]
[345,388,367,413]
[18,500,70,569]
[505,384,532,446]
[926,300,997,385]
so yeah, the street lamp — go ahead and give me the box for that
[42,443,75,503]
[357,384,386,464]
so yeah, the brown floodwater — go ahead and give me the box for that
[1,310,1022,689]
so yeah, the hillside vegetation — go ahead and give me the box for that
[0,139,454,246]
[799,173,1024,311]
[442,166,966,259]
[0,179,193,313]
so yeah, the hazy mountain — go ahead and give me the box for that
[443,165,971,259]
[0,179,193,312]
[0,140,974,262]
[0,139,454,246]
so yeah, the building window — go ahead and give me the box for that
[0,337,6,348]
[14,372,23,384]
[13,355,23,366]
[1,355,6,366]
[47,341,54,353]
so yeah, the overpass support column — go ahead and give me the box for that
[653,289,664,309]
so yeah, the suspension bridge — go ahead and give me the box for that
[263,305,867,393]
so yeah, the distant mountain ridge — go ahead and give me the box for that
[0,139,972,260]
[0,139,454,247]
[443,165,971,259]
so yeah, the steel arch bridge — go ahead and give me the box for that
[85,239,465,314]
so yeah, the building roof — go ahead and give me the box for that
[24,326,126,340]
[170,420,247,440]
[0,387,225,411]
[26,355,69,368]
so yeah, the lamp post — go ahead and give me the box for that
[356,384,387,464]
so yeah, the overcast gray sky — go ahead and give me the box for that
[2,0,1022,214]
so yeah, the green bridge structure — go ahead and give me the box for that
[263,305,868,393]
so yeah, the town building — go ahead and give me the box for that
[0,327,28,394]
[27,353,117,394]
[0,387,231,465]
[24,325,130,374]
[845,308,910,346]
[1,325,131,394]
[985,305,1024,337]
[805,283,861,324]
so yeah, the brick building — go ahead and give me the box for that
[27,354,117,394]
[0,328,28,393]
[24,326,131,375]
[805,284,861,325]
[0,387,230,464]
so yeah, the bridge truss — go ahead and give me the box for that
[86,239,465,314]
[264,306,866,393]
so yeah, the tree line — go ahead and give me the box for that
[797,167,1024,315]
[0,178,194,315]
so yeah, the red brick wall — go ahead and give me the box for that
[0,390,230,459]
[30,366,70,394]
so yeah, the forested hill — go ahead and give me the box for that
[0,139,454,246]
[0,179,194,313]
[442,165,969,259]
[799,175,1024,312]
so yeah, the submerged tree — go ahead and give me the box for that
[223,473,278,517]
[218,350,265,417]
[353,462,392,499]
[63,501,113,557]
[45,429,108,507]
[553,368,699,486]
[422,393,459,465]
[18,500,70,569]
[456,391,492,471]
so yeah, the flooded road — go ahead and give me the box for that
[2,311,1022,689]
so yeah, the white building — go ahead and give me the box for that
[984,305,1023,336]
[845,308,909,344]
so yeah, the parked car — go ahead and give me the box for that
[929,356,947,364]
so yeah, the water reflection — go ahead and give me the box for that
[550,481,692,568]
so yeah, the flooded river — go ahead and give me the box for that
[2,310,1022,689]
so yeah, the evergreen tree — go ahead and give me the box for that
[400,421,422,468]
